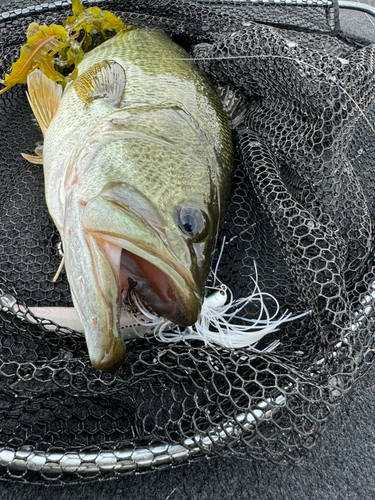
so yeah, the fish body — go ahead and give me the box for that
[36,28,233,371]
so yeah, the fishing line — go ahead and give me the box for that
[129,52,375,139]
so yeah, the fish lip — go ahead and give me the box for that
[96,234,202,327]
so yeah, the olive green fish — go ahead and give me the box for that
[26,28,233,372]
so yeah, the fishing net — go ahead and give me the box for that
[0,0,374,483]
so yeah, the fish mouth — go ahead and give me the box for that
[76,183,205,371]
[83,184,204,327]
[118,247,200,326]
[119,248,200,326]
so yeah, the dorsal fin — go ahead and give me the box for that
[26,69,63,135]
[74,60,126,107]
[216,84,247,129]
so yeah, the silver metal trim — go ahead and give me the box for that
[338,1,375,16]
[1,0,373,24]
[193,0,333,5]
[0,394,285,475]
[0,0,339,21]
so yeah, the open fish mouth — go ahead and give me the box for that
[119,248,201,327]
[66,233,202,372]
[64,182,206,372]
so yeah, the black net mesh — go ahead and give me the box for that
[0,0,374,484]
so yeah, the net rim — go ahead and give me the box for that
[0,0,338,24]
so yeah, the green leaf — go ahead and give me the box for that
[65,40,85,68]
[65,6,126,37]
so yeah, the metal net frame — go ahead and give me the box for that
[0,0,374,483]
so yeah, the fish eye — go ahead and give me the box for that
[178,207,207,239]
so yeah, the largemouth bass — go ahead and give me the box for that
[27,28,233,371]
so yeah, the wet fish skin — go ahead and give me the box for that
[39,28,233,371]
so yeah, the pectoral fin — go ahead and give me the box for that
[74,60,126,107]
[26,69,63,135]
[216,84,247,129]
[21,143,44,165]
[21,152,43,164]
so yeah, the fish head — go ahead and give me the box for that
[62,105,232,372]
[79,152,226,330]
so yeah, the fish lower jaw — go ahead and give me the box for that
[90,338,126,373]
